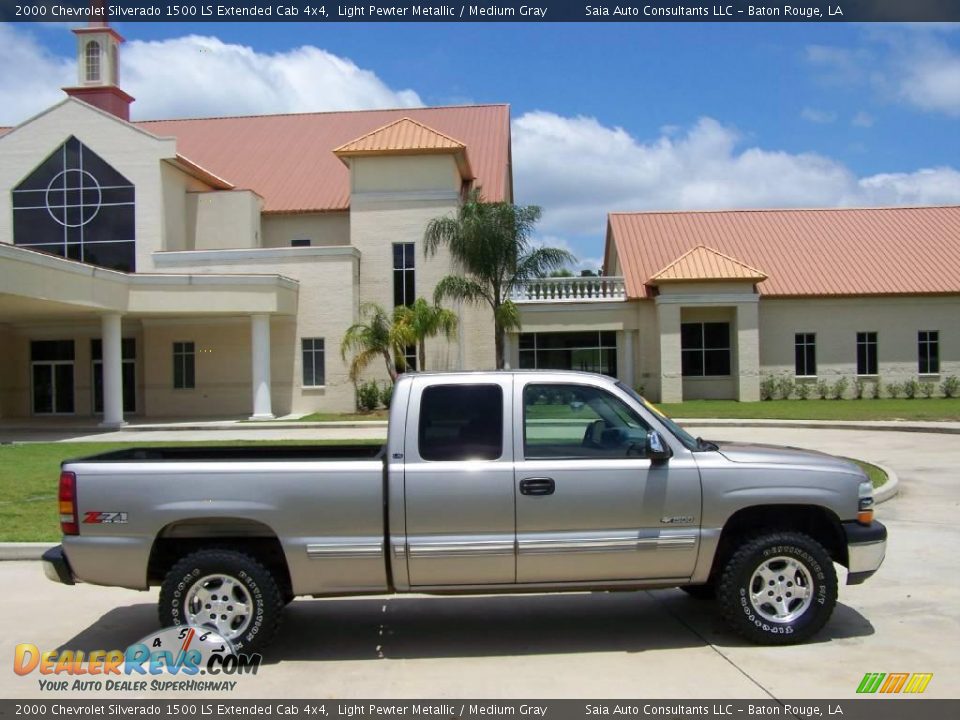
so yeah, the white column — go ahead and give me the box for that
[250,314,274,420]
[620,330,636,388]
[735,301,761,402]
[656,302,683,403]
[502,333,513,370]
[100,313,126,428]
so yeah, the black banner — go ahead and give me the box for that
[1,700,960,720]
[2,0,960,23]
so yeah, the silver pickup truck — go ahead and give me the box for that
[44,370,886,651]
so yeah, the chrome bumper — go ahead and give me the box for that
[843,520,887,585]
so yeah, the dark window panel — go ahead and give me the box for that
[31,340,75,362]
[681,349,704,377]
[418,384,503,461]
[703,322,730,349]
[290,238,311,247]
[680,323,702,349]
[704,349,731,376]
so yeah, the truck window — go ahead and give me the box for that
[418,384,503,461]
[523,383,651,460]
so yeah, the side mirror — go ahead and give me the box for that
[645,430,672,463]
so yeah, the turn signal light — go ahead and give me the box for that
[59,471,78,536]
[858,497,875,525]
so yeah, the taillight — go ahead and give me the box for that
[59,471,78,536]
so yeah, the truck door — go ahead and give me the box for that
[402,375,516,586]
[513,380,701,583]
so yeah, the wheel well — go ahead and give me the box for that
[708,505,847,582]
[147,518,292,600]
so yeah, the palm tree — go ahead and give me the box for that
[340,303,413,383]
[423,189,574,369]
[394,298,459,372]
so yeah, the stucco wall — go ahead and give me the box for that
[350,155,462,194]
[188,190,263,251]
[161,162,212,252]
[759,296,960,390]
[261,212,350,248]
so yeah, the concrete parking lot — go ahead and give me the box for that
[1,426,957,699]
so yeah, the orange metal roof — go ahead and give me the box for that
[136,105,510,213]
[334,117,465,155]
[608,206,960,299]
[649,245,767,283]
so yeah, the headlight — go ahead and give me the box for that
[858,480,874,525]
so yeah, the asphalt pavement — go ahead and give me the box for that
[1,425,957,699]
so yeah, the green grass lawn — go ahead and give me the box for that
[0,440,381,542]
[296,410,388,422]
[658,398,960,421]
[849,459,887,489]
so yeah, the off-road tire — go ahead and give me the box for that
[159,548,283,655]
[717,531,837,645]
[680,583,715,600]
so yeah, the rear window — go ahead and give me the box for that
[418,384,503,461]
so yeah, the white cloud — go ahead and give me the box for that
[801,107,837,124]
[512,111,960,252]
[851,111,875,127]
[897,45,960,116]
[0,26,421,124]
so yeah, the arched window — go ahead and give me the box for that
[85,41,101,83]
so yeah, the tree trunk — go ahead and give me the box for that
[418,341,426,372]
[382,351,397,382]
[494,322,505,370]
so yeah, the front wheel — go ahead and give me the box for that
[158,549,283,654]
[717,531,837,645]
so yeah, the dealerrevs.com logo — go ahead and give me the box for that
[857,672,934,694]
[14,626,261,692]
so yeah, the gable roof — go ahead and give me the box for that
[649,245,767,283]
[608,206,960,299]
[136,104,510,214]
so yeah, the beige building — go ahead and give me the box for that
[0,22,508,424]
[2,23,959,422]
[510,207,960,402]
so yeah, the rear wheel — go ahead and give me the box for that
[159,549,282,654]
[717,531,837,645]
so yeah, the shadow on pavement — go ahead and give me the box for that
[53,590,874,663]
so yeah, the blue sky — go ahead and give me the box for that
[3,21,959,268]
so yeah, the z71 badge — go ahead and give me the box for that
[83,511,128,524]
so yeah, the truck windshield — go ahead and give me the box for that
[616,382,701,451]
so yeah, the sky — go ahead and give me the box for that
[2,21,959,270]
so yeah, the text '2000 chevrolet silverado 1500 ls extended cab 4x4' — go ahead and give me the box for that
[44,371,886,651]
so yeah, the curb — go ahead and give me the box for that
[0,542,55,562]
[872,462,900,504]
[676,420,960,435]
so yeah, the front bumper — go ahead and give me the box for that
[843,520,887,585]
[42,545,75,585]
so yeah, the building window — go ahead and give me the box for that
[418,384,503,461]
[12,136,136,272]
[173,342,195,389]
[92,338,137,413]
[856,332,878,376]
[290,238,311,247]
[918,331,939,375]
[302,338,325,387]
[518,331,617,377]
[85,41,101,82]
[31,340,75,415]
[402,346,417,373]
[681,322,731,377]
[795,333,816,377]
[393,242,415,308]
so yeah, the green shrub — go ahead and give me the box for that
[830,377,849,400]
[941,375,960,398]
[854,377,866,399]
[903,379,920,399]
[869,378,883,400]
[886,381,902,399]
[796,381,811,400]
[760,376,777,401]
[920,381,935,399]
[356,381,381,412]
[776,376,796,400]
[816,379,830,400]
[379,381,394,409]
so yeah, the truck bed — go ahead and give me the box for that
[65,444,384,463]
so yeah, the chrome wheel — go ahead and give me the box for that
[748,555,814,623]
[184,574,253,641]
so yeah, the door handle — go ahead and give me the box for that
[520,477,556,496]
